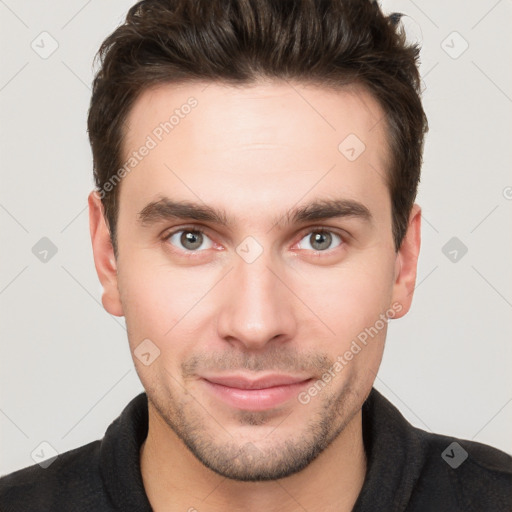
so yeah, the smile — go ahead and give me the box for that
[200,373,313,411]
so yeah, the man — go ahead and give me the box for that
[1,0,511,510]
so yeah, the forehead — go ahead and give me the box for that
[119,80,391,229]
[123,80,389,162]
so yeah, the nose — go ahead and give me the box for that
[216,251,298,351]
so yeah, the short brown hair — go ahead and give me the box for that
[87,0,428,252]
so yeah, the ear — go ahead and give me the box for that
[88,191,124,317]
[390,203,421,318]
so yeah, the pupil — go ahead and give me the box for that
[312,232,331,251]
[182,231,202,250]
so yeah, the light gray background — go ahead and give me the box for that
[1,0,511,475]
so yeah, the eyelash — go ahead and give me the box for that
[161,225,346,258]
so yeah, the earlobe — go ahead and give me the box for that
[391,204,422,319]
[88,191,124,317]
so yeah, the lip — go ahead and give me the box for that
[200,373,312,411]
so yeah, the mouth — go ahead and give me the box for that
[200,373,313,411]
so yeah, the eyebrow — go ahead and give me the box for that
[138,197,372,229]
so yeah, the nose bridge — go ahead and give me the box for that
[216,246,296,348]
[237,254,278,312]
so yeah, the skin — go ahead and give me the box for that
[89,80,421,512]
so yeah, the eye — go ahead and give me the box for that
[165,229,214,252]
[296,229,343,252]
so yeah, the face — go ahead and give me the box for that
[89,80,420,481]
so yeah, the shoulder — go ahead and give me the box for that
[412,429,512,511]
[0,439,112,511]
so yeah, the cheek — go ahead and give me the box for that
[118,269,191,391]
[117,256,216,355]
[292,256,395,344]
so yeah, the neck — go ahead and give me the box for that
[140,405,367,512]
